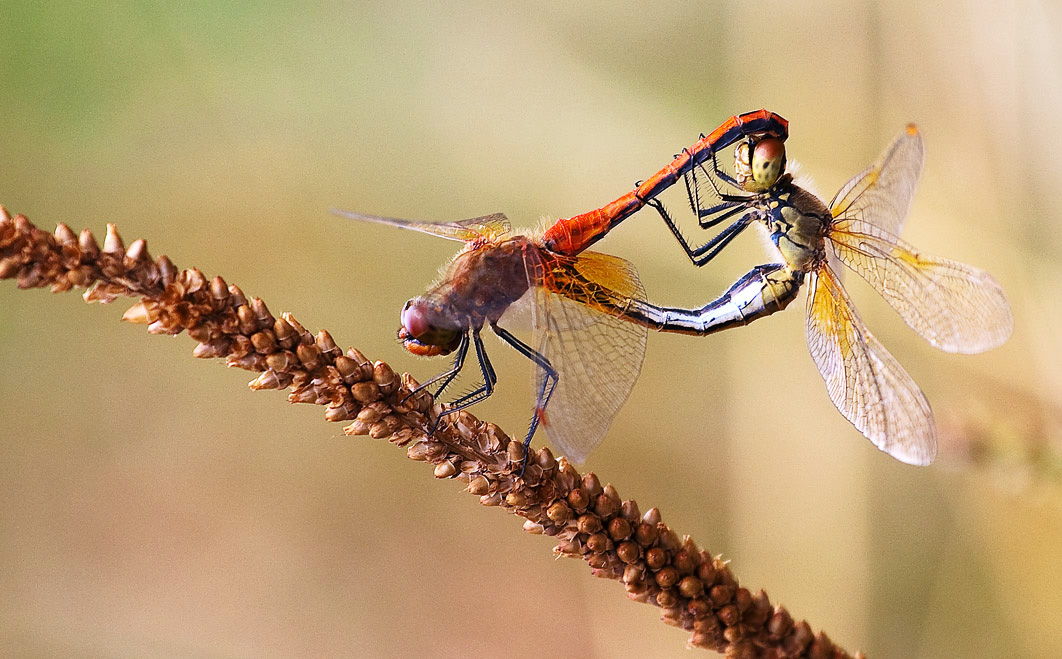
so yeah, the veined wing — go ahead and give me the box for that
[828,125,923,237]
[805,265,936,465]
[830,218,1013,353]
[529,251,648,463]
[331,209,510,242]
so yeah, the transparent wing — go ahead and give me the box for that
[805,266,936,465]
[331,209,510,242]
[529,252,648,463]
[830,219,1013,353]
[828,125,923,237]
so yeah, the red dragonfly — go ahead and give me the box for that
[333,111,786,463]
[543,119,1014,465]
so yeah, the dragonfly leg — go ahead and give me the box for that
[404,332,470,406]
[696,201,751,229]
[642,196,754,266]
[425,331,494,435]
[708,149,741,187]
[439,330,497,409]
[491,324,558,469]
[683,160,752,229]
[622,263,805,336]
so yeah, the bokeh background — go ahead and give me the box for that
[2,2,1060,657]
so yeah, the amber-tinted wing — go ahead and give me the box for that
[828,125,923,237]
[805,265,936,465]
[830,219,1012,353]
[331,209,510,242]
[529,251,648,463]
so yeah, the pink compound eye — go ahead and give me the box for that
[401,300,430,339]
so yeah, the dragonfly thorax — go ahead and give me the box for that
[751,177,830,274]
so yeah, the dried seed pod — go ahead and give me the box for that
[656,589,678,609]
[373,361,398,394]
[607,517,631,541]
[103,224,125,254]
[767,608,793,638]
[506,440,526,465]
[576,514,602,535]
[356,401,389,424]
[654,566,679,588]
[535,447,556,469]
[273,316,295,346]
[468,476,489,495]
[266,351,298,372]
[343,420,372,436]
[296,343,322,370]
[620,499,641,523]
[581,473,603,499]
[586,532,608,553]
[156,255,176,285]
[645,546,667,570]
[350,381,381,403]
[122,301,152,324]
[324,404,357,422]
[315,330,339,356]
[678,575,705,599]
[54,223,76,245]
[250,297,273,325]
[250,331,277,354]
[622,563,645,585]
[236,305,257,334]
[567,487,589,512]
[545,501,571,524]
[249,370,282,390]
[210,276,229,300]
[635,522,659,547]
[0,258,19,279]
[369,415,399,439]
[506,489,532,508]
[434,461,457,478]
[709,584,733,607]
[616,540,640,564]
[124,239,149,264]
[78,228,100,259]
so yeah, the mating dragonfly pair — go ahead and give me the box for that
[334,110,1012,467]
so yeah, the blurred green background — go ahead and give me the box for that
[1,2,1059,657]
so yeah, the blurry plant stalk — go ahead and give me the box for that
[0,205,862,659]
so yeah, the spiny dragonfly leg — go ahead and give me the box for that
[444,330,497,409]
[491,324,558,471]
[625,263,804,336]
[682,157,754,229]
[696,201,751,229]
[708,149,741,187]
[405,332,470,405]
[642,196,755,267]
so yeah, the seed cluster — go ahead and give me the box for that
[0,207,861,658]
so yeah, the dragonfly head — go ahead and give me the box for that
[398,298,463,357]
[735,137,787,192]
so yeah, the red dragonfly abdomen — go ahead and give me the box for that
[542,109,788,256]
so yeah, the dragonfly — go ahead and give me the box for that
[542,108,789,256]
[331,111,790,464]
[547,121,1014,465]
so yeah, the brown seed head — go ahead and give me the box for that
[576,514,602,535]
[645,546,667,570]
